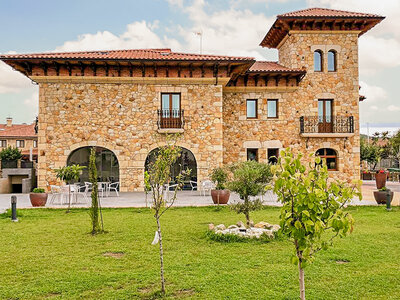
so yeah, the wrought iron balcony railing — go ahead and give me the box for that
[300,116,354,134]
[157,109,184,129]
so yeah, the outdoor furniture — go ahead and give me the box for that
[164,183,178,202]
[199,180,214,196]
[189,180,197,194]
[107,182,120,197]
[75,184,89,203]
[97,182,106,198]
[84,182,93,193]
[48,185,62,205]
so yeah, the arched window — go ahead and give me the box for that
[67,146,119,183]
[314,50,323,72]
[327,50,337,72]
[316,148,337,171]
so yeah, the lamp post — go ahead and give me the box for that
[11,195,18,222]
[386,189,392,211]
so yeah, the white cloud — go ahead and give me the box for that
[388,105,400,112]
[359,81,388,103]
[0,61,33,94]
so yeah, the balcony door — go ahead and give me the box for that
[161,93,181,128]
[318,99,333,133]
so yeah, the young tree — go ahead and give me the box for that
[227,160,272,227]
[54,164,86,212]
[144,142,189,296]
[88,147,103,234]
[271,149,361,300]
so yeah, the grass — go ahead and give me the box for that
[0,206,399,299]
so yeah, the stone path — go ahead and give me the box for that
[1,180,395,211]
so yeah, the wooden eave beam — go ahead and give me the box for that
[116,62,121,77]
[90,62,97,76]
[65,62,72,76]
[141,63,145,77]
[40,62,48,76]
[79,62,85,76]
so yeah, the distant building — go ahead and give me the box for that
[0,117,38,161]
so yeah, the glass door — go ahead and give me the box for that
[161,93,181,128]
[318,99,333,133]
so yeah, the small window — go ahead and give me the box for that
[33,140,38,148]
[314,50,323,72]
[0,140,6,148]
[247,148,258,162]
[16,140,25,148]
[267,99,278,118]
[316,148,337,171]
[327,50,337,72]
[268,148,279,164]
[246,99,258,119]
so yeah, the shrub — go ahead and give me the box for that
[32,188,45,193]
[210,167,228,190]
[0,146,22,161]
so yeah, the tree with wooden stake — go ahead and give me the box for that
[271,149,361,300]
[88,147,104,234]
[144,142,189,296]
[54,164,86,212]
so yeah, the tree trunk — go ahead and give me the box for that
[156,216,165,295]
[67,184,71,212]
[244,197,250,227]
[298,260,305,300]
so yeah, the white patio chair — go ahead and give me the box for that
[84,182,93,193]
[74,184,89,204]
[107,182,120,197]
[48,185,62,205]
[164,183,178,203]
[189,180,198,194]
[97,182,106,198]
[200,180,214,196]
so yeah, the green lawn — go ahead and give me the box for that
[0,206,399,299]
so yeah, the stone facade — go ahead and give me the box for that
[34,31,362,191]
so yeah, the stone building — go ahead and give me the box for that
[0,8,384,191]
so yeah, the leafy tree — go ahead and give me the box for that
[0,146,22,161]
[227,160,272,227]
[390,130,400,167]
[89,147,103,234]
[360,137,382,169]
[144,141,189,296]
[271,149,361,300]
[54,164,86,212]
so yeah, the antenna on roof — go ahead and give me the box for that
[194,30,203,54]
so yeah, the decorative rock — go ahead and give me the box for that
[227,225,238,229]
[249,220,254,227]
[208,223,215,230]
[236,221,245,227]
[215,224,226,231]
[254,221,271,229]
[271,224,281,232]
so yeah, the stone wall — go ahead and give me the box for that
[37,80,224,191]
[222,31,360,181]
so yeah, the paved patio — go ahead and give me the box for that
[1,180,398,212]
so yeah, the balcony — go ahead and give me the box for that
[157,109,185,133]
[300,116,355,138]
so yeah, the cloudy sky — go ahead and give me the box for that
[0,0,398,130]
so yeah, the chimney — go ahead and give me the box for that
[6,117,12,127]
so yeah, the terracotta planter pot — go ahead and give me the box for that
[211,189,230,205]
[375,173,387,189]
[373,190,394,204]
[362,173,372,180]
[29,193,48,207]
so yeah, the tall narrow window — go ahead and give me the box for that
[316,148,337,171]
[33,140,38,148]
[0,140,6,148]
[314,50,323,72]
[267,99,278,118]
[160,93,182,128]
[268,148,279,164]
[16,140,25,148]
[246,99,257,119]
[247,148,258,161]
[327,50,337,72]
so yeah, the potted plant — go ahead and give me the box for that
[210,167,230,205]
[29,188,48,207]
[375,169,387,189]
[362,169,372,180]
[373,187,394,204]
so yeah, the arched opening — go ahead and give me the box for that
[145,147,197,190]
[67,146,119,183]
[316,148,337,171]
[314,50,323,72]
[327,50,337,72]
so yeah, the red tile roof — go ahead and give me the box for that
[0,123,36,138]
[0,48,254,62]
[260,7,384,48]
[278,7,383,19]
[248,61,305,73]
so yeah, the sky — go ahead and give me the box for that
[0,0,399,132]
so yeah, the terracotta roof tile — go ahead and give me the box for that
[248,61,305,73]
[0,48,254,62]
[278,7,383,18]
[0,123,36,138]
